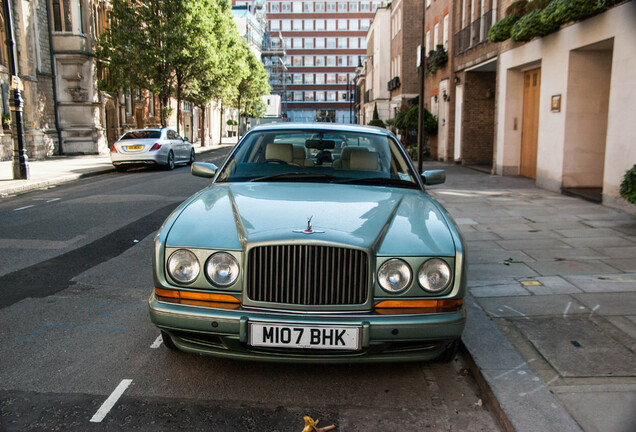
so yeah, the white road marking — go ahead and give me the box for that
[590,304,600,317]
[563,301,572,318]
[494,359,536,380]
[90,379,133,423]
[504,305,530,320]
[13,205,34,211]
[150,334,163,349]
[46,198,61,203]
[519,375,559,397]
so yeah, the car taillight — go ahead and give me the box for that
[110,145,117,153]
[150,143,161,151]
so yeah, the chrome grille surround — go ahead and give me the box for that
[247,245,369,306]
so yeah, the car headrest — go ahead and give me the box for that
[349,151,379,171]
[339,146,368,161]
[265,143,293,162]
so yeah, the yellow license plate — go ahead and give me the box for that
[126,145,143,150]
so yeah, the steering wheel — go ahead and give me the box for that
[265,158,289,165]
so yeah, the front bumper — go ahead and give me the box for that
[148,292,466,363]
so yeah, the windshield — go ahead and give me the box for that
[216,128,419,188]
[121,130,161,140]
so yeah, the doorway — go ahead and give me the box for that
[520,68,540,179]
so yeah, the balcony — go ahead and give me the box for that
[454,10,494,55]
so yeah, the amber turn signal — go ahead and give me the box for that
[374,299,463,314]
[155,287,240,309]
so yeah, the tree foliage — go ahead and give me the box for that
[368,103,385,128]
[620,165,636,205]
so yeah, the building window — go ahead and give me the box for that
[293,57,303,66]
[350,19,359,31]
[316,20,325,31]
[349,55,358,66]
[326,37,336,49]
[360,38,367,49]
[326,56,336,66]
[281,2,292,12]
[315,2,325,13]
[316,91,325,102]
[271,20,280,31]
[326,73,336,84]
[338,38,347,49]
[349,37,359,49]
[339,91,348,101]
[361,19,370,31]
[434,22,439,47]
[0,13,7,66]
[327,91,336,102]
[51,0,73,32]
[372,1,381,11]
[426,30,431,53]
[327,2,337,12]
[305,91,315,101]
[293,1,302,12]
[315,56,325,66]
[337,73,348,84]
[293,74,302,84]
[316,74,325,84]
[304,38,314,49]
[443,15,449,49]
[349,2,359,12]
[270,2,280,13]
[304,19,314,31]
[338,19,347,30]
[326,19,336,31]
[305,74,314,84]
[304,2,313,12]
[293,20,302,31]
[360,2,370,12]
[294,92,303,101]
[337,55,346,66]
[338,2,348,12]
[315,38,325,49]
[282,20,291,31]
[305,56,314,67]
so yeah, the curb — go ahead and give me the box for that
[1,167,116,197]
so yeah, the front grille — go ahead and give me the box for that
[247,245,369,305]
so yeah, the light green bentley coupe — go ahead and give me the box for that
[149,123,466,362]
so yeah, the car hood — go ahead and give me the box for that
[165,182,457,256]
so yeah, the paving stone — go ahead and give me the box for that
[605,316,636,346]
[454,217,478,225]
[591,246,636,258]
[468,263,539,280]
[462,231,502,241]
[467,249,534,265]
[466,240,505,250]
[564,274,636,293]
[475,295,588,319]
[525,260,621,277]
[524,276,583,295]
[603,258,636,272]
[473,223,533,232]
[573,292,636,316]
[555,228,623,238]
[495,230,563,240]
[512,317,636,378]
[523,214,582,223]
[496,238,572,250]
[524,248,609,261]
[560,237,634,248]
[470,284,531,298]
[556,390,636,432]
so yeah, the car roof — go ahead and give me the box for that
[247,122,393,137]
[125,128,164,133]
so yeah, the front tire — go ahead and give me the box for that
[164,151,175,170]
[436,339,459,363]
[187,148,195,166]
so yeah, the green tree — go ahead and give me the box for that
[97,0,178,127]
[368,103,385,128]
[236,44,271,138]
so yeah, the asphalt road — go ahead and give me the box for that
[0,149,500,431]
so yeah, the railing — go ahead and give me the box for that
[453,10,493,56]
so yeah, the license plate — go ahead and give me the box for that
[126,145,143,150]
[249,323,360,351]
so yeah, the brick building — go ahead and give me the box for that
[265,0,388,123]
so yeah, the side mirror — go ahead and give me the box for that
[183,137,189,142]
[191,162,218,178]
[422,169,446,185]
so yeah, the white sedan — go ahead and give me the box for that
[110,128,194,172]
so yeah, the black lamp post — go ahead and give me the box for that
[3,0,28,179]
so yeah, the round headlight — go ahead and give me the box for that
[205,253,239,287]
[378,259,412,293]
[167,250,200,284]
[418,259,452,293]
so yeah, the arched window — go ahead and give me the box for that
[51,0,73,32]
[0,12,8,67]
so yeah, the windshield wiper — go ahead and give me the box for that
[248,173,339,182]
[337,177,418,188]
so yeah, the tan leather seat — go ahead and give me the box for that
[349,151,379,171]
[265,143,294,164]
[292,145,313,166]
[333,147,368,169]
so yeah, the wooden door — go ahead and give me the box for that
[520,68,540,179]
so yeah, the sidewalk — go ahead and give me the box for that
[1,152,634,431]
[0,140,233,197]
[423,163,636,432]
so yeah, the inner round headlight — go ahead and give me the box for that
[418,259,452,293]
[205,253,239,287]
[378,259,412,293]
[167,250,200,284]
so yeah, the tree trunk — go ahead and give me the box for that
[176,74,182,134]
[237,94,242,140]
[200,106,206,147]
[161,92,169,128]
[219,101,224,145]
